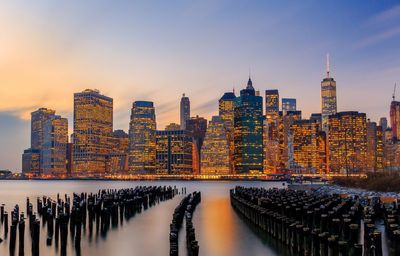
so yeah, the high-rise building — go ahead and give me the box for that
[376,126,384,171]
[379,117,388,132]
[277,111,302,169]
[186,115,207,174]
[73,89,113,175]
[366,119,378,171]
[156,129,193,174]
[328,111,367,174]
[265,89,279,122]
[109,130,129,153]
[128,101,157,173]
[219,91,236,173]
[22,149,40,175]
[390,100,400,140]
[234,77,263,173]
[106,130,129,174]
[201,116,230,175]
[282,98,297,112]
[180,94,190,130]
[31,108,56,150]
[41,115,68,176]
[321,54,337,133]
[290,119,320,173]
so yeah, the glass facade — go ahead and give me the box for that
[265,90,279,122]
[31,108,56,150]
[219,91,236,173]
[41,115,68,176]
[180,94,190,130]
[321,77,337,133]
[201,116,230,175]
[186,115,207,174]
[22,148,40,175]
[282,98,296,112]
[233,78,263,173]
[328,111,367,174]
[128,101,157,173]
[73,89,113,175]
[156,130,193,174]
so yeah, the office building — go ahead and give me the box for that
[282,98,297,112]
[180,94,190,130]
[73,89,113,175]
[321,54,337,132]
[128,101,157,173]
[201,116,230,175]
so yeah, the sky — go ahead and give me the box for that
[1,0,400,171]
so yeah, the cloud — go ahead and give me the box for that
[355,26,400,48]
[368,5,400,25]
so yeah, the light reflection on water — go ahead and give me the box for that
[0,180,286,256]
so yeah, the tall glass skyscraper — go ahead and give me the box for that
[31,108,56,150]
[129,101,157,173]
[265,89,279,122]
[201,116,230,175]
[321,54,337,133]
[41,115,68,176]
[219,91,236,173]
[233,77,263,173]
[73,89,113,175]
[180,93,190,130]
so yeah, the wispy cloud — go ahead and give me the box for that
[368,5,400,25]
[355,26,400,48]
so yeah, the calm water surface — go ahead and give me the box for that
[0,180,288,256]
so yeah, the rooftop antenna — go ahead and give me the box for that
[326,53,330,78]
[393,83,397,101]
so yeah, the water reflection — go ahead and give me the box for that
[0,180,284,256]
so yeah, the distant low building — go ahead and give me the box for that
[22,148,40,175]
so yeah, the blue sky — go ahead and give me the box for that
[1,0,400,171]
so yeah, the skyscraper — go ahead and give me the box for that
[22,149,40,175]
[219,91,236,173]
[180,94,190,130]
[390,100,400,140]
[128,101,157,173]
[234,77,263,173]
[201,116,230,175]
[328,111,367,174]
[282,98,297,112]
[156,129,193,174]
[265,89,279,122]
[41,115,68,176]
[321,54,337,133]
[186,115,207,174]
[73,89,113,175]
[366,119,377,171]
[379,117,388,132]
[31,108,56,150]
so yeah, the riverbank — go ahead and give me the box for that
[332,172,400,193]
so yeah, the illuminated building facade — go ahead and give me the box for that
[265,89,279,122]
[379,117,388,132]
[201,116,230,175]
[219,91,236,173]
[31,108,56,150]
[366,120,377,171]
[186,115,207,173]
[41,115,68,176]
[390,100,400,140]
[282,98,296,112]
[180,94,190,130]
[109,130,129,153]
[22,149,40,175]
[290,119,326,174]
[234,77,263,173]
[128,101,157,173]
[73,89,113,175]
[376,126,384,170]
[106,129,129,174]
[321,55,337,133]
[156,130,193,174]
[328,111,367,174]
[278,111,302,169]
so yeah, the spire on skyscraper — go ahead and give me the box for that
[326,53,330,78]
[246,76,254,90]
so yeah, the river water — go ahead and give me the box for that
[0,180,288,256]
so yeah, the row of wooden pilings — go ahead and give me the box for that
[230,187,400,256]
[169,191,201,256]
[0,186,179,256]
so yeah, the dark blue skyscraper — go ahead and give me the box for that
[282,98,297,112]
[233,77,263,173]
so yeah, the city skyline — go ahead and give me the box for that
[2,1,400,171]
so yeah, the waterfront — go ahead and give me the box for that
[0,180,287,256]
